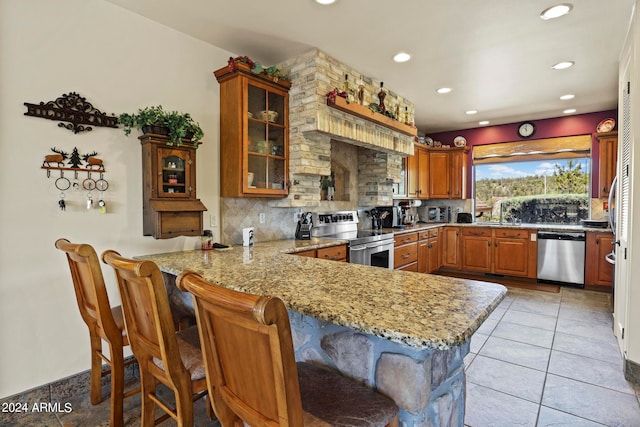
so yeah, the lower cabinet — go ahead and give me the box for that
[294,244,347,262]
[493,229,530,277]
[442,226,461,269]
[585,232,614,287]
[461,227,533,278]
[317,245,348,262]
[418,229,441,273]
[394,232,418,270]
[295,249,317,258]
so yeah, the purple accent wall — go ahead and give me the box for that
[426,110,618,198]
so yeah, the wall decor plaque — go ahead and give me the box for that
[24,92,118,134]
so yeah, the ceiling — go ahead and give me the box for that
[105,0,635,134]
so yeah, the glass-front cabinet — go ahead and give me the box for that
[140,135,206,239]
[215,63,291,198]
[158,148,192,197]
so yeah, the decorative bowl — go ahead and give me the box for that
[259,110,278,123]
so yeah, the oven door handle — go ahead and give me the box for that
[350,246,366,252]
[365,241,394,249]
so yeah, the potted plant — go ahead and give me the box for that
[118,105,204,147]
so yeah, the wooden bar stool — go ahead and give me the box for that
[102,250,212,427]
[176,270,399,427]
[55,238,138,427]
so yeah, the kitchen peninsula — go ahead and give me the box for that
[139,239,506,426]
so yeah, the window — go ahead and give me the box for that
[473,135,591,225]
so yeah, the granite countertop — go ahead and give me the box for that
[383,222,611,233]
[138,238,506,351]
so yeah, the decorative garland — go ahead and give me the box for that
[227,56,289,82]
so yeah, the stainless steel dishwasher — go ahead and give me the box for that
[537,231,586,286]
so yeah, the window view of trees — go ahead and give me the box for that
[475,158,590,224]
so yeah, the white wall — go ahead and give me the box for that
[0,0,231,398]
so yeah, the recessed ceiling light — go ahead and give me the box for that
[315,0,335,4]
[560,94,575,100]
[393,52,411,63]
[479,120,490,126]
[563,108,577,114]
[540,3,573,20]
[437,87,452,94]
[552,61,575,70]
[466,110,478,115]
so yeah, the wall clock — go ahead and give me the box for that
[518,122,536,138]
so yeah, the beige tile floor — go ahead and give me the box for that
[3,287,640,426]
[464,286,640,426]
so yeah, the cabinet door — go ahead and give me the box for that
[428,151,451,199]
[417,238,429,273]
[407,152,420,198]
[417,148,429,198]
[598,134,618,198]
[493,237,529,277]
[586,233,614,286]
[450,150,466,199]
[461,235,492,272]
[157,147,194,198]
[245,83,288,194]
[427,236,441,273]
[442,227,461,269]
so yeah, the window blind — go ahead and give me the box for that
[473,135,592,164]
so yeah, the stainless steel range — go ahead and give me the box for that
[311,211,395,269]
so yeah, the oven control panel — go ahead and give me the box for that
[316,212,356,224]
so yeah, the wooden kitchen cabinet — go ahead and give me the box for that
[317,245,348,262]
[295,249,317,258]
[461,227,532,277]
[418,229,440,273]
[597,131,618,199]
[442,226,462,269]
[294,244,348,262]
[141,134,207,239]
[585,232,614,287]
[428,147,468,199]
[214,63,291,198]
[493,229,529,277]
[461,228,492,273]
[407,146,429,198]
[394,232,418,270]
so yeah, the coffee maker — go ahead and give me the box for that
[376,206,403,228]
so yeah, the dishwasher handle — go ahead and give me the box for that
[537,231,586,241]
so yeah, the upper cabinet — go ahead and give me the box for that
[405,146,468,200]
[407,146,429,198]
[141,135,207,239]
[214,64,291,198]
[597,131,618,199]
[428,148,467,199]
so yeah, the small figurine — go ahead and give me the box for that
[378,82,386,114]
[357,77,365,105]
[59,199,66,211]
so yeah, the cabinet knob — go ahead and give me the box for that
[487,242,491,247]
[495,242,498,247]
[596,239,600,244]
[603,186,607,192]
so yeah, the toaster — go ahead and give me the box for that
[457,212,473,223]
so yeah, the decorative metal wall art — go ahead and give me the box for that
[24,92,118,134]
[41,147,109,212]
